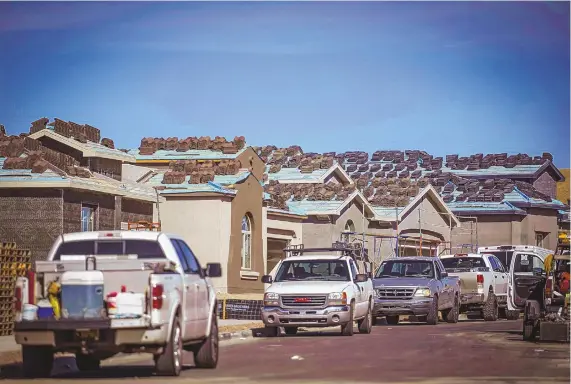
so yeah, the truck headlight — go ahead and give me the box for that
[414,288,431,297]
[328,292,347,305]
[264,292,279,306]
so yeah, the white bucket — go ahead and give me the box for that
[22,304,38,321]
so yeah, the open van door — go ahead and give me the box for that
[507,252,546,311]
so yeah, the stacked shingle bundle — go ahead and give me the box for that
[139,135,246,155]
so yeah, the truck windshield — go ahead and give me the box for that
[274,260,350,282]
[441,257,487,271]
[375,260,434,278]
[53,240,166,260]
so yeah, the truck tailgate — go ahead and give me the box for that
[447,271,482,294]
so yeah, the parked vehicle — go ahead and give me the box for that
[508,240,570,342]
[440,253,520,321]
[13,230,222,378]
[261,242,375,336]
[477,245,552,271]
[372,256,461,325]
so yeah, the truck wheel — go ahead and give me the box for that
[284,327,298,335]
[22,346,53,378]
[265,326,279,337]
[385,315,399,325]
[340,302,355,336]
[358,303,373,334]
[426,297,438,325]
[483,292,499,321]
[506,310,521,321]
[194,314,219,369]
[523,318,538,341]
[155,316,183,376]
[444,295,460,323]
[75,354,101,371]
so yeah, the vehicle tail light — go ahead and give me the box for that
[152,284,164,310]
[14,286,23,312]
[476,274,484,292]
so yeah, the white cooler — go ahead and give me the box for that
[60,270,106,319]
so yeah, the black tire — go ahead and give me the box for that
[506,310,521,321]
[284,327,298,335]
[22,346,53,378]
[426,296,438,325]
[194,315,219,369]
[523,319,537,341]
[385,315,399,325]
[445,295,460,323]
[340,302,355,336]
[75,354,101,371]
[155,316,183,376]
[265,326,280,337]
[483,292,499,322]
[358,302,373,334]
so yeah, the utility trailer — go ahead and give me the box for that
[520,239,570,342]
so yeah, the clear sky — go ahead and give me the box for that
[1,1,569,166]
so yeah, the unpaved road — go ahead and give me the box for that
[2,319,569,383]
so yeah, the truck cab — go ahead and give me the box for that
[260,243,374,336]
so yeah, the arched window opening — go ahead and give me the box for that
[241,215,252,269]
[344,219,355,233]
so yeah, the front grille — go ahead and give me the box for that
[281,295,327,307]
[375,287,415,299]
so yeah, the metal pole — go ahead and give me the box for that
[470,220,473,252]
[448,214,452,254]
[475,216,479,251]
[395,207,399,257]
[418,201,422,256]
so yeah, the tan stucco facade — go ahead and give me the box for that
[451,208,560,251]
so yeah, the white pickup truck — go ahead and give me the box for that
[440,253,519,321]
[261,243,375,336]
[13,230,222,378]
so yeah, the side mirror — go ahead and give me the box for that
[205,263,222,278]
[532,267,544,277]
[354,274,368,283]
[441,272,449,278]
[261,275,273,284]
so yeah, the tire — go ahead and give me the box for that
[483,292,499,322]
[444,295,460,323]
[340,302,355,336]
[506,310,521,321]
[22,346,53,378]
[385,315,399,325]
[358,302,373,334]
[265,326,279,337]
[523,318,537,341]
[194,315,219,369]
[284,327,298,335]
[155,316,183,376]
[75,354,101,371]
[426,297,438,325]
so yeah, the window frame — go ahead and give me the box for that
[81,204,97,232]
[241,215,252,270]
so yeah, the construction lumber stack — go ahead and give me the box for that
[0,242,32,336]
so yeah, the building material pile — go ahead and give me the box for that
[161,158,242,184]
[264,180,358,210]
[139,136,246,155]
[29,117,101,144]
[0,135,93,177]
[0,241,32,336]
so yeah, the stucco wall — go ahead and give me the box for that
[521,208,558,249]
[158,196,232,293]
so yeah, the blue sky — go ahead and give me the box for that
[0,1,569,166]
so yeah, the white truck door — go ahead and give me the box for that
[507,252,546,311]
[177,241,210,333]
[349,259,366,317]
[486,255,505,296]
[172,239,202,339]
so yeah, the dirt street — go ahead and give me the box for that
[2,319,569,384]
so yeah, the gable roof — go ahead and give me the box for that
[388,185,460,226]
[29,129,134,162]
[268,163,353,185]
[287,189,375,217]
